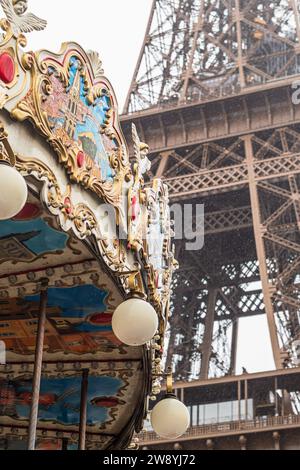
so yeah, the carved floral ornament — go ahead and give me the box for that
[0,0,176,337]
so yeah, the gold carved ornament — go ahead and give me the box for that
[10,45,132,214]
[126,125,176,336]
[14,151,129,273]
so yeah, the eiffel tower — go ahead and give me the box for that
[121,0,300,384]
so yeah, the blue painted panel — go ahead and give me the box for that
[1,375,124,426]
[0,217,68,255]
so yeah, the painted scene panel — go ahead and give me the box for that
[0,374,125,428]
[0,285,122,358]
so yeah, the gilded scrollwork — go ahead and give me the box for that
[127,124,150,252]
[15,152,130,273]
[10,43,132,214]
[0,21,30,108]
[127,124,176,328]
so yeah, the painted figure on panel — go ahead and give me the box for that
[25,285,114,335]
[0,375,125,426]
[35,439,62,451]
[43,56,117,183]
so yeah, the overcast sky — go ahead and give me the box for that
[5,0,275,374]
[26,0,152,111]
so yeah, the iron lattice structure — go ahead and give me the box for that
[124,0,300,113]
[121,0,300,381]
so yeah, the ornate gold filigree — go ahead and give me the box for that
[11,44,132,215]
[0,120,15,164]
[86,50,104,85]
[0,21,30,108]
[126,124,176,331]
[15,152,130,273]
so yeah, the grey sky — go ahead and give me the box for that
[27,0,152,110]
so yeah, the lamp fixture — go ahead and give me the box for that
[150,368,190,439]
[112,272,159,347]
[112,297,158,346]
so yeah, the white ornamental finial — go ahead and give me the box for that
[0,0,47,36]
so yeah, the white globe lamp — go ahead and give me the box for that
[112,298,159,346]
[0,163,28,220]
[151,395,190,439]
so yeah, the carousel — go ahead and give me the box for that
[0,0,189,451]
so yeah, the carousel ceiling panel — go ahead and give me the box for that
[0,194,141,362]
[0,195,92,276]
[0,282,141,362]
[0,361,144,443]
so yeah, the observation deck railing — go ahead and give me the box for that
[138,414,300,445]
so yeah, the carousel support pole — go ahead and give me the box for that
[78,369,89,450]
[28,279,49,451]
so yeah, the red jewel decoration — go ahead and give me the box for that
[64,197,72,215]
[89,312,113,325]
[13,203,40,221]
[91,397,120,408]
[77,151,85,168]
[0,53,15,84]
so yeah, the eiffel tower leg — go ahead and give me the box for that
[199,287,218,380]
[244,135,282,369]
[229,318,239,375]
[290,0,300,42]
[234,0,246,88]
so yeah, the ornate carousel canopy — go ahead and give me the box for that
[0,0,176,450]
